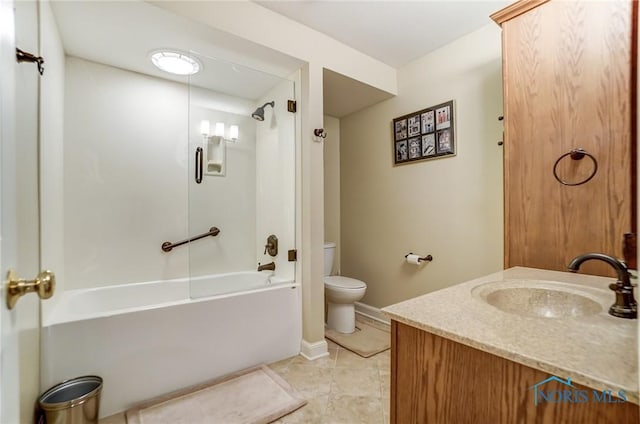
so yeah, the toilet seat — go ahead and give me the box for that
[324,276,366,290]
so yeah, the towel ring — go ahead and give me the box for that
[552,148,598,186]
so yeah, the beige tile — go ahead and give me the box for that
[380,369,390,414]
[278,364,334,396]
[325,394,384,424]
[379,368,390,392]
[380,378,390,417]
[277,394,329,424]
[335,348,378,369]
[99,412,126,424]
[326,338,341,350]
[374,350,391,370]
[288,348,337,368]
[382,396,390,420]
[330,368,381,397]
[268,355,297,374]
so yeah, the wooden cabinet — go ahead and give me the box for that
[492,0,637,276]
[390,321,638,424]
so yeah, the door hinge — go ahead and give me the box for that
[288,249,297,262]
[287,100,297,113]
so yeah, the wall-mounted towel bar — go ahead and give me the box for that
[162,226,220,252]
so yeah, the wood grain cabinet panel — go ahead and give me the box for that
[494,0,636,276]
[390,321,639,424]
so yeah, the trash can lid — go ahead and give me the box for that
[39,375,103,410]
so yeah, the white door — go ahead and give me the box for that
[0,0,20,421]
[1,0,45,422]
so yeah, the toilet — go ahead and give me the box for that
[324,242,367,334]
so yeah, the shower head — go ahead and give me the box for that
[251,101,275,121]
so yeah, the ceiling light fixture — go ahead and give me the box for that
[150,50,201,75]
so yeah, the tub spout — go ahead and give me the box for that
[257,262,276,272]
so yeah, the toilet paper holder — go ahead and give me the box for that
[405,253,433,263]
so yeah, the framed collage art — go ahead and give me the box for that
[392,100,455,165]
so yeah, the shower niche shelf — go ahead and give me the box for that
[205,135,226,177]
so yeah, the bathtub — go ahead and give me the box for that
[41,272,301,418]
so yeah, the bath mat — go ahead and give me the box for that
[325,320,390,358]
[125,365,306,424]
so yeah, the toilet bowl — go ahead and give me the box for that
[324,242,367,334]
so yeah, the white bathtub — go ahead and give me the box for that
[41,272,301,417]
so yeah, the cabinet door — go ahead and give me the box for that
[503,0,634,275]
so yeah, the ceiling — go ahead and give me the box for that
[255,0,510,68]
[256,0,509,116]
[50,1,509,118]
[51,1,303,104]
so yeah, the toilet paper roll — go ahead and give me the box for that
[406,254,421,265]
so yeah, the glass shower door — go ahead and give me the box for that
[186,52,297,299]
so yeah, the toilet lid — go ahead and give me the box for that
[324,276,366,289]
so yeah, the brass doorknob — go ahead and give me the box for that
[5,269,55,310]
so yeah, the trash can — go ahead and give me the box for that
[38,376,103,424]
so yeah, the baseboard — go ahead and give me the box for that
[300,338,329,361]
[355,302,390,325]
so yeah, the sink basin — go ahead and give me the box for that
[472,280,604,318]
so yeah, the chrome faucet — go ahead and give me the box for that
[257,262,276,272]
[567,253,637,319]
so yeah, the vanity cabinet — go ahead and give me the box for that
[492,0,637,276]
[390,321,639,424]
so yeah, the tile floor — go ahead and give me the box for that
[100,319,391,424]
[270,337,390,424]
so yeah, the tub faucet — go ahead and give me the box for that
[257,262,276,272]
[567,253,637,319]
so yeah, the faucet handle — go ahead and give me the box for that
[264,235,278,257]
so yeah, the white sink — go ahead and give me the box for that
[471,280,604,318]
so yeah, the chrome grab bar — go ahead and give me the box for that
[162,226,220,252]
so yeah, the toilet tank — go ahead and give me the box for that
[323,242,336,276]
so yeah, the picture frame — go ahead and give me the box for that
[408,137,421,159]
[436,129,453,154]
[407,115,421,137]
[394,119,407,141]
[421,133,436,157]
[421,110,434,134]
[395,140,408,162]
[392,100,455,165]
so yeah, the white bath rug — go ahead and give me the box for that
[125,365,306,424]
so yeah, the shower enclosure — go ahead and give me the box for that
[5,0,301,419]
[186,53,297,295]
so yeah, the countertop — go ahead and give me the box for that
[382,267,639,404]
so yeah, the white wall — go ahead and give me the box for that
[299,63,326,356]
[323,115,340,275]
[40,0,65,312]
[63,57,262,289]
[63,57,189,289]
[340,24,504,308]
[255,80,297,280]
